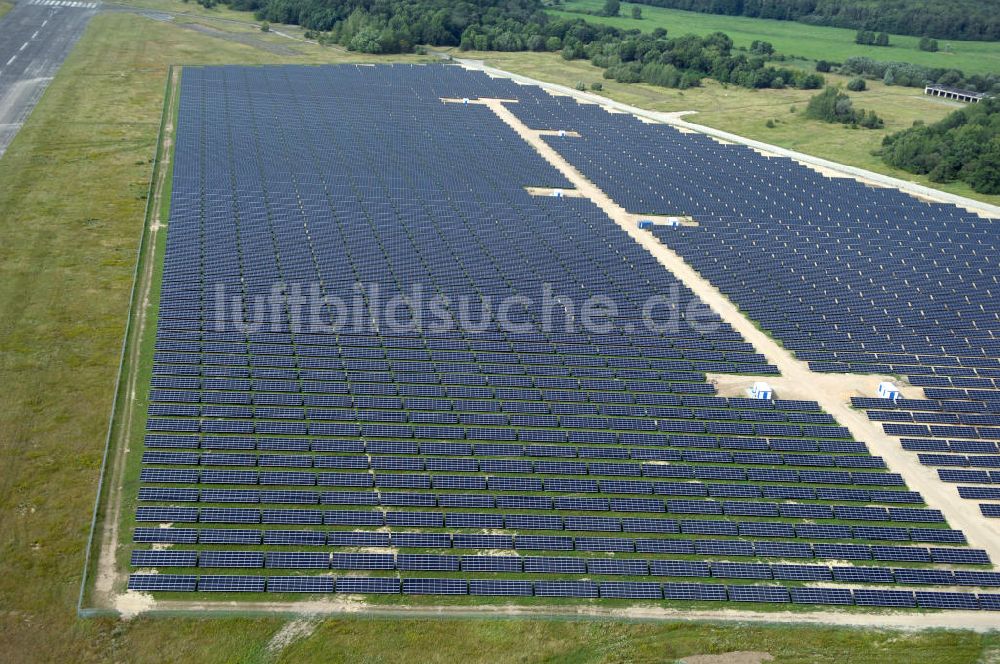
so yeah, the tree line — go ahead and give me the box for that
[568,31,824,91]
[619,0,1000,41]
[225,0,546,52]
[879,98,1000,194]
[221,0,827,94]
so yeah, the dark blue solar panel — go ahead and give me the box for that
[267,576,335,593]
[726,585,790,603]
[534,581,599,598]
[402,578,467,595]
[130,550,199,568]
[853,589,916,608]
[789,587,853,605]
[336,577,400,594]
[128,574,197,592]
[469,580,533,596]
[663,583,728,601]
[198,576,265,592]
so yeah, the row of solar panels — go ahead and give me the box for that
[132,528,981,562]
[133,502,944,526]
[148,387,821,413]
[868,410,1000,428]
[918,454,1000,469]
[146,419,853,439]
[150,355,774,380]
[125,574,997,609]
[140,467,912,498]
[142,433,872,458]
[137,484,926,507]
[152,326,759,348]
[129,550,994,582]
[146,402,837,427]
[904,439,1000,455]
[151,343,766,363]
[144,412,849,440]
[140,450,885,471]
[151,348,773,369]
[137,467,909,491]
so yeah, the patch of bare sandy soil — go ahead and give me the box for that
[265,618,322,656]
[114,591,156,620]
[680,652,773,664]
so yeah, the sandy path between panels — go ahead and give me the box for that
[469,97,1000,566]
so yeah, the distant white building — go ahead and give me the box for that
[924,85,986,103]
[877,381,901,400]
[748,381,773,400]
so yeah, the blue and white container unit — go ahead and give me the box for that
[877,382,901,401]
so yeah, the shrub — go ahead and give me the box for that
[919,37,939,52]
[855,30,874,45]
[805,86,882,129]
[847,77,866,91]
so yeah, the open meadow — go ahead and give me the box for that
[549,0,1000,75]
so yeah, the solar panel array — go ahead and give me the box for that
[129,64,993,608]
[509,74,1000,554]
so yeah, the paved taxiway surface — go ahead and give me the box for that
[0,0,97,158]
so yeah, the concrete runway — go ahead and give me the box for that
[0,0,97,158]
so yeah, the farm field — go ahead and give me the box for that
[4,3,1000,663]
[549,0,1000,75]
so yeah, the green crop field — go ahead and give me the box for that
[549,0,1000,76]
[3,3,1000,662]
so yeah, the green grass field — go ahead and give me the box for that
[3,5,1000,662]
[549,0,1000,75]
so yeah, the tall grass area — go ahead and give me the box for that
[1,8,999,663]
[456,49,1000,207]
[549,0,1000,76]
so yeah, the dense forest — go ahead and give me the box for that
[880,99,1000,194]
[620,0,1000,41]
